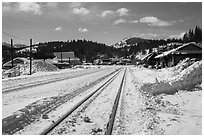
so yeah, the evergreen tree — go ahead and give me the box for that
[182,26,202,43]
[194,26,202,43]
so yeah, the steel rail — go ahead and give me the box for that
[105,67,127,135]
[40,67,124,135]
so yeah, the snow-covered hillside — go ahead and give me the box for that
[110,37,147,49]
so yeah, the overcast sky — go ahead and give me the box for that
[2,2,202,45]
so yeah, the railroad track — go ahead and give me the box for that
[105,67,126,135]
[40,67,127,135]
[2,67,123,135]
[2,67,119,93]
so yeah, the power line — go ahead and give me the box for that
[12,39,25,45]
[2,31,29,42]
[2,31,40,49]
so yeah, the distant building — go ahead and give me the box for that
[53,52,81,65]
[100,58,112,65]
[2,57,29,69]
[155,42,202,67]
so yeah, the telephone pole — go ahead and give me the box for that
[61,45,63,63]
[10,39,14,68]
[30,39,32,75]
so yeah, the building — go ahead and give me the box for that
[155,42,202,67]
[2,57,29,69]
[53,52,81,65]
[141,52,159,68]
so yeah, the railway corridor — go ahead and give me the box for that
[2,67,119,119]
[2,66,202,135]
[48,68,126,135]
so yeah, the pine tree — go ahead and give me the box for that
[183,33,188,43]
[194,26,202,43]
[182,26,202,43]
[189,29,195,42]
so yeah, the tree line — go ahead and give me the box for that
[34,39,118,63]
[183,26,202,43]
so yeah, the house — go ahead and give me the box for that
[141,52,159,67]
[155,42,202,67]
[2,57,29,69]
[53,52,81,66]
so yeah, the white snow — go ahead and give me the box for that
[129,59,202,135]
[49,68,126,135]
[133,60,202,95]
[3,67,119,118]
[2,58,202,135]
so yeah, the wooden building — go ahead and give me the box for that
[155,42,202,67]
[141,52,159,67]
[54,52,81,65]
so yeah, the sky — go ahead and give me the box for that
[2,2,202,45]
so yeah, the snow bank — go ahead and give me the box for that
[141,60,202,95]
[173,58,197,74]
[2,61,59,79]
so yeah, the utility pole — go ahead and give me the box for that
[61,45,63,63]
[43,45,46,61]
[30,39,32,75]
[10,39,14,68]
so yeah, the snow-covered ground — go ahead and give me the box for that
[48,68,126,135]
[2,66,112,91]
[2,59,202,135]
[2,67,119,118]
[2,66,121,134]
[129,60,202,135]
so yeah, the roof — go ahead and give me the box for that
[141,52,157,61]
[141,53,152,61]
[3,57,29,67]
[54,52,75,59]
[155,49,177,58]
[176,42,202,51]
[155,42,202,58]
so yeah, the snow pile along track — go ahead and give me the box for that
[141,60,202,95]
[2,67,116,93]
[2,61,59,79]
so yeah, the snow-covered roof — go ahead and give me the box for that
[141,52,157,61]
[155,42,202,58]
[176,42,202,50]
[141,53,152,61]
[155,48,177,58]
[15,57,29,62]
[3,57,29,67]
[3,57,29,64]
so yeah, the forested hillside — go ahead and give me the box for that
[2,26,201,64]
[34,39,119,62]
